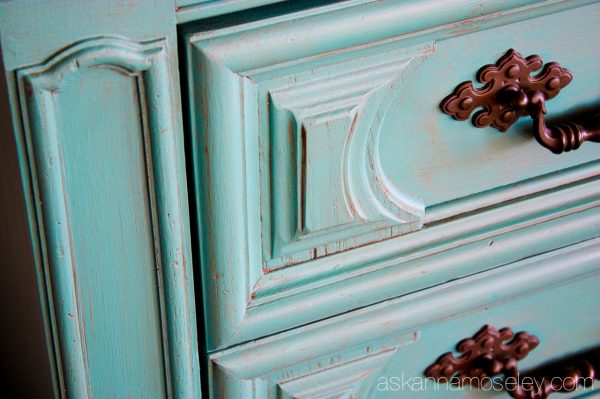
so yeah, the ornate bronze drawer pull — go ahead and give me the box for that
[425,325,600,398]
[441,49,600,154]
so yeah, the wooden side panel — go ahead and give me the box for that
[0,1,200,397]
[16,37,187,398]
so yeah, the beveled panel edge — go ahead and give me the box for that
[277,347,398,399]
[15,37,200,398]
[209,237,600,398]
[253,166,600,299]
[186,0,597,74]
[234,186,600,349]
[176,0,288,24]
[185,0,600,351]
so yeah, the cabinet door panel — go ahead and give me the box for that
[18,37,194,398]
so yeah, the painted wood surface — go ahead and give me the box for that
[0,1,200,397]
[209,238,600,398]
[184,0,600,351]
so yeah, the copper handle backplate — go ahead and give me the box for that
[425,325,600,398]
[440,49,600,154]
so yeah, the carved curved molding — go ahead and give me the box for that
[264,47,433,266]
[270,57,422,226]
[20,36,164,90]
[343,55,428,225]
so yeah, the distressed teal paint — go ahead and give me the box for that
[0,1,200,398]
[53,60,167,398]
[16,37,199,399]
[1,0,599,398]
[378,5,600,206]
[184,0,600,352]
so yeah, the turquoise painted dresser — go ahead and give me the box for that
[0,1,598,398]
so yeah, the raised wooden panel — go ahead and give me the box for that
[209,239,600,398]
[185,0,600,348]
[16,37,198,398]
[185,0,600,351]
[267,53,427,262]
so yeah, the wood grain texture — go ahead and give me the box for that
[0,1,200,397]
[184,0,600,350]
[209,238,600,398]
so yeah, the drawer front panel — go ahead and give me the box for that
[209,238,600,398]
[186,1,600,348]
[184,0,600,349]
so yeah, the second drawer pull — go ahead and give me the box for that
[425,325,600,398]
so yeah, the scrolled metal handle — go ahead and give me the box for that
[527,92,600,154]
[499,86,600,154]
[440,49,600,154]
[425,325,600,398]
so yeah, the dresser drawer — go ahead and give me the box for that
[209,238,600,398]
[183,0,600,350]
